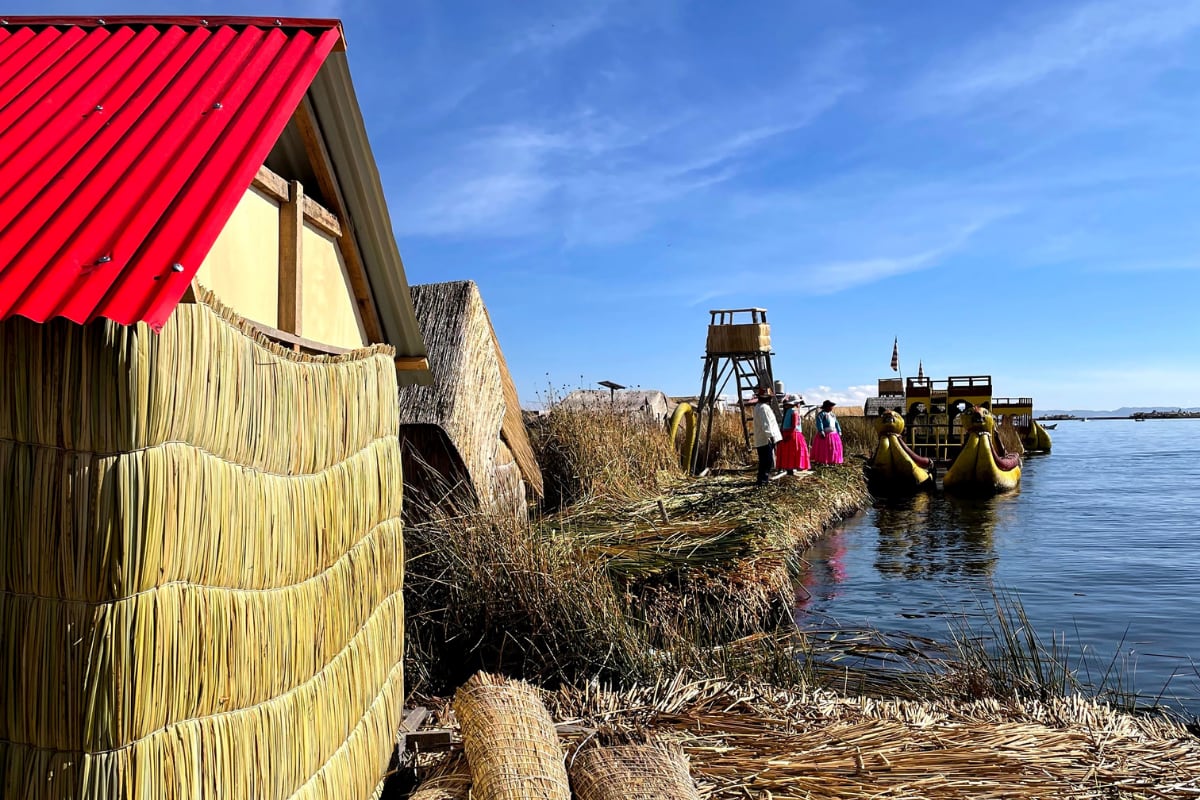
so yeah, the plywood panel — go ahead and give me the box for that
[300,223,368,349]
[196,187,281,326]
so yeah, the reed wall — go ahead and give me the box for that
[0,289,406,800]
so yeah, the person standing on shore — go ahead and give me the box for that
[752,386,782,486]
[776,394,810,474]
[812,399,844,465]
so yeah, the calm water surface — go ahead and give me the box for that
[796,419,1200,714]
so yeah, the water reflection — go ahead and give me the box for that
[795,534,848,610]
[873,492,1011,581]
[792,422,1200,715]
[796,491,1018,611]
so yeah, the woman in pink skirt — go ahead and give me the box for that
[775,395,810,474]
[812,399,844,465]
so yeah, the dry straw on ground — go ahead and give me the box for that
[549,677,1200,800]
[452,672,571,800]
[0,287,406,800]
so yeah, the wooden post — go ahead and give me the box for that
[278,179,304,333]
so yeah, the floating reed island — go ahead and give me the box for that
[401,403,1200,799]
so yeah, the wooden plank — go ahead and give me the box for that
[403,729,453,752]
[277,180,304,333]
[302,195,341,237]
[255,165,343,237]
[245,318,351,356]
[394,356,429,372]
[252,166,289,202]
[400,707,429,732]
[292,97,385,344]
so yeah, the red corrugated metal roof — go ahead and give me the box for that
[0,17,342,329]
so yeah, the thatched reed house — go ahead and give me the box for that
[561,388,674,422]
[398,281,544,519]
[0,16,429,800]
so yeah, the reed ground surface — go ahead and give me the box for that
[395,408,1200,798]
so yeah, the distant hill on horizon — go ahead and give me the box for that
[1038,406,1200,418]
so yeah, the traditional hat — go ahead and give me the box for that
[821,399,836,409]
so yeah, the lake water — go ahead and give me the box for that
[795,419,1200,715]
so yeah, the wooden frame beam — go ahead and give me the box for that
[248,319,351,355]
[292,97,386,344]
[394,355,430,372]
[252,166,342,237]
[276,180,304,333]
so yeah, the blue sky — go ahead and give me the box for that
[19,1,1200,409]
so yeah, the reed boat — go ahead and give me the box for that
[864,375,1052,457]
[862,374,1045,495]
[943,406,1022,494]
[865,409,934,495]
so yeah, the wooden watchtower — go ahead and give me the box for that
[690,308,776,473]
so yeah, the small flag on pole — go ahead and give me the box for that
[890,338,899,372]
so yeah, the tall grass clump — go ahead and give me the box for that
[801,414,877,459]
[530,404,679,509]
[403,485,656,695]
[938,589,1147,709]
[695,409,753,471]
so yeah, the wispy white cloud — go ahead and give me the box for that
[910,0,1200,110]
[394,127,563,237]
[802,219,994,295]
[393,35,864,241]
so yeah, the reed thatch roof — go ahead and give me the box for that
[398,281,543,516]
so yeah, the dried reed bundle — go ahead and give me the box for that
[0,290,406,800]
[0,294,399,476]
[0,438,403,601]
[409,754,473,800]
[452,672,570,800]
[570,742,700,800]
